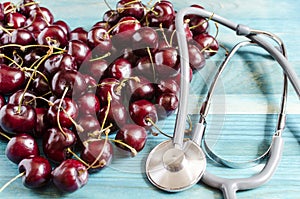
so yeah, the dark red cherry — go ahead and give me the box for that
[52,159,88,193]
[0,3,4,21]
[96,78,121,105]
[29,7,54,24]
[18,0,38,16]
[44,54,77,76]
[43,127,76,163]
[0,64,25,95]
[103,10,120,25]
[11,29,34,45]
[156,92,178,115]
[77,115,100,141]
[92,21,111,30]
[188,16,209,35]
[83,58,109,80]
[0,94,5,110]
[116,0,145,20]
[154,47,180,78]
[5,12,26,28]
[33,107,48,138]
[106,57,132,80]
[134,56,155,81]
[37,25,68,48]
[193,33,219,57]
[53,20,70,38]
[67,39,91,65]
[25,17,48,38]
[188,44,206,70]
[31,73,51,96]
[77,93,100,115]
[111,16,141,43]
[47,97,78,128]
[18,156,52,188]
[8,89,36,107]
[0,104,36,135]
[87,27,112,55]
[146,1,175,28]
[123,76,155,102]
[80,139,113,172]
[23,50,42,67]
[129,99,157,127]
[131,27,158,56]
[51,70,87,98]
[69,27,88,43]
[155,78,179,96]
[97,101,127,132]
[5,133,39,164]
[115,124,147,152]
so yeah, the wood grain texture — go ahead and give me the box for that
[1,0,300,198]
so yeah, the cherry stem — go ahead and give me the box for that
[89,52,111,62]
[0,53,22,69]
[0,131,11,141]
[115,76,140,95]
[22,67,50,85]
[61,108,84,133]
[146,118,172,139]
[146,47,156,81]
[57,87,69,138]
[159,23,171,47]
[87,129,111,170]
[0,43,66,53]
[13,51,24,67]
[36,4,50,26]
[88,123,113,139]
[0,25,12,36]
[104,0,113,11]
[111,139,137,157]
[101,92,112,131]
[67,148,90,168]
[107,19,139,35]
[0,172,25,193]
[27,96,54,106]
[3,2,16,15]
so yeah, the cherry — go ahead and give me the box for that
[155,78,179,97]
[43,127,76,163]
[97,101,127,132]
[77,93,100,115]
[52,159,88,193]
[19,0,38,16]
[96,78,121,105]
[188,43,206,70]
[8,89,37,107]
[87,27,112,55]
[115,124,147,152]
[77,115,100,141]
[67,39,91,65]
[37,25,68,48]
[31,73,51,96]
[47,97,78,128]
[154,47,180,78]
[188,16,209,35]
[146,1,175,28]
[131,26,158,56]
[0,3,4,21]
[0,95,5,110]
[123,76,155,102]
[29,7,54,24]
[111,16,141,43]
[25,17,48,38]
[193,33,219,57]
[44,54,77,76]
[5,133,39,164]
[23,50,42,67]
[116,0,145,20]
[83,58,109,80]
[92,21,111,30]
[18,156,52,188]
[0,64,25,95]
[51,70,87,98]
[53,20,70,38]
[134,56,155,81]
[156,92,178,116]
[103,10,120,25]
[11,29,35,45]
[80,139,113,172]
[5,12,26,29]
[129,99,157,127]
[105,57,132,80]
[33,107,48,138]
[69,27,88,43]
[0,104,36,134]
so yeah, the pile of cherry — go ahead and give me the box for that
[0,0,219,194]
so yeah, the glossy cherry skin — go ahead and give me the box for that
[0,94,5,109]
[111,16,141,43]
[96,78,121,105]
[53,20,71,38]
[106,57,132,80]
[188,44,206,70]
[52,159,88,193]
[155,78,179,97]
[25,17,48,38]
[83,58,109,80]
[97,101,127,132]
[156,92,178,116]
[43,127,77,163]
[134,56,155,81]
[77,115,100,142]
[29,6,54,24]
[33,107,49,138]
[0,104,36,134]
[131,27,158,56]
[31,73,51,96]
[18,156,52,188]
[115,124,147,152]
[8,89,37,107]
[44,54,78,76]
[5,12,26,28]
[0,3,4,21]
[77,93,100,115]
[92,21,111,30]
[117,0,145,20]
[11,29,35,45]
[37,25,68,48]
[154,47,180,78]
[47,97,79,128]
[193,33,219,57]
[129,99,157,127]
[69,27,88,43]
[103,10,120,25]
[51,70,87,98]
[5,133,39,164]
[0,64,25,95]
[67,39,91,66]
[80,139,113,172]
[87,27,112,55]
[146,1,175,27]
[19,0,38,16]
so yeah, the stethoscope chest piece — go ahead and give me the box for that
[145,139,206,192]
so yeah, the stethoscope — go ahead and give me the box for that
[145,7,300,198]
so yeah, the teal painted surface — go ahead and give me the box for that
[1,0,300,198]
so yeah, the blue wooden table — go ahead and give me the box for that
[1,0,300,198]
